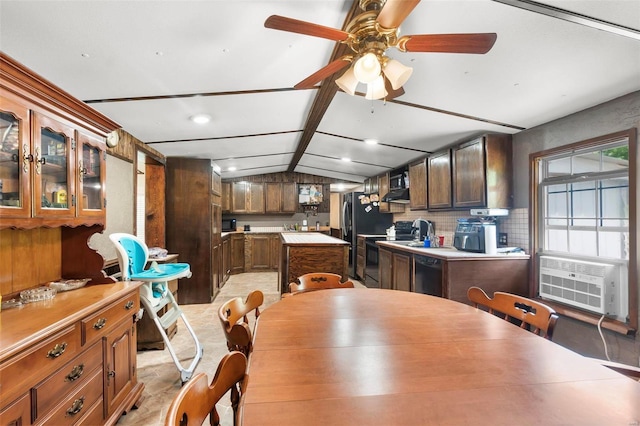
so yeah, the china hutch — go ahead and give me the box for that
[0,52,144,425]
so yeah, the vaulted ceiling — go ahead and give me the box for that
[1,0,638,183]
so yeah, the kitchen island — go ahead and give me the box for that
[279,232,349,295]
[377,240,530,303]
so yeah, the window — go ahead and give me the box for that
[532,129,637,332]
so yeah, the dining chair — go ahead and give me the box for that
[165,351,248,426]
[218,290,264,356]
[467,286,558,340]
[288,272,355,295]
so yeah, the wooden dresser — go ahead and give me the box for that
[0,282,145,426]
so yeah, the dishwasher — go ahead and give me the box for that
[414,255,443,296]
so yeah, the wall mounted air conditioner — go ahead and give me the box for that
[539,255,620,317]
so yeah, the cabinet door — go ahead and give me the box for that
[281,182,297,213]
[247,183,264,213]
[222,237,231,280]
[0,96,31,219]
[378,249,392,290]
[265,183,281,213]
[453,138,486,208]
[231,182,248,212]
[378,173,390,213]
[33,113,76,219]
[270,234,280,269]
[231,235,245,273]
[76,132,106,219]
[211,243,221,297]
[221,182,231,212]
[393,252,411,292]
[105,318,135,418]
[248,235,271,269]
[427,150,452,209]
[409,159,427,210]
[211,168,221,196]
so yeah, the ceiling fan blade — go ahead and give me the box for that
[376,0,421,29]
[400,33,497,54]
[265,15,350,42]
[384,77,405,100]
[294,58,352,89]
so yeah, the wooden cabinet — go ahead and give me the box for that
[265,182,297,213]
[427,149,453,210]
[0,283,144,426]
[166,158,222,304]
[408,158,427,210]
[222,236,231,284]
[452,134,512,209]
[378,248,392,290]
[231,182,264,213]
[230,233,245,274]
[270,234,281,269]
[356,236,366,281]
[0,86,110,228]
[392,252,412,292]
[378,173,404,213]
[363,176,379,194]
[244,233,279,271]
[221,182,231,212]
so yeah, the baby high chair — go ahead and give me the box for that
[109,233,203,384]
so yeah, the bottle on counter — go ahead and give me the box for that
[316,221,320,231]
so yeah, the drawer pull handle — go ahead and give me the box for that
[93,318,107,329]
[124,300,135,310]
[47,342,67,358]
[66,397,85,416]
[65,364,85,382]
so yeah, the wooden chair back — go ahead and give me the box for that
[289,272,355,295]
[467,286,558,340]
[218,290,264,356]
[165,351,248,426]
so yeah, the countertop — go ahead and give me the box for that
[222,226,331,238]
[377,240,530,261]
[281,232,349,245]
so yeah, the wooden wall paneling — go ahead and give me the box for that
[0,229,13,295]
[144,161,165,248]
[10,229,39,295]
[36,227,61,284]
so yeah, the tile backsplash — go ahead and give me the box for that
[393,207,530,252]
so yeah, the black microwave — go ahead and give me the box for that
[222,218,236,232]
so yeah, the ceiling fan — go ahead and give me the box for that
[265,0,497,100]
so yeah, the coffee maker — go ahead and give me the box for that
[453,209,507,254]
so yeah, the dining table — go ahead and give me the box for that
[240,288,640,425]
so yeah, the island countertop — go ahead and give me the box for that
[280,232,349,245]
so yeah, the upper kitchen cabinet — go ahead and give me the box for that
[221,182,231,212]
[452,134,512,209]
[0,53,115,229]
[378,172,404,213]
[363,176,379,194]
[427,149,453,210]
[265,182,297,213]
[231,181,264,214]
[408,158,427,210]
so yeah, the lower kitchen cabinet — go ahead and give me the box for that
[379,248,392,290]
[356,236,366,281]
[222,236,231,284]
[230,233,245,274]
[379,248,411,291]
[245,233,280,272]
[0,283,144,426]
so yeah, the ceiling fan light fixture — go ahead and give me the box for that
[335,66,359,95]
[365,75,388,100]
[383,58,413,90]
[190,113,212,124]
[353,52,381,84]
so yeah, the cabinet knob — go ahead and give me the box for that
[124,300,135,310]
[93,318,107,329]
[46,342,67,358]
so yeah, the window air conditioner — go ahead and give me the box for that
[539,255,620,316]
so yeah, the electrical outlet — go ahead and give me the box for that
[499,233,508,246]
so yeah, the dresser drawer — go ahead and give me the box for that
[0,324,81,406]
[0,392,31,426]
[82,292,139,345]
[35,367,103,426]
[32,341,102,420]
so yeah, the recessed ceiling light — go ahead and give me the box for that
[364,139,378,145]
[228,166,237,172]
[81,53,90,58]
[341,157,351,162]
[190,114,211,124]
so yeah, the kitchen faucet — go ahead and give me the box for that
[412,218,435,243]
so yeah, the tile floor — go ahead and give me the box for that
[116,272,364,425]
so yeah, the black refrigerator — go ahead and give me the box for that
[342,191,394,278]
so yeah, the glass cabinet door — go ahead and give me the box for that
[33,113,75,218]
[77,132,106,217]
[0,97,31,218]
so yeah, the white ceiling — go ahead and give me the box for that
[1,0,638,183]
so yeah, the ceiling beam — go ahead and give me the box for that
[287,0,361,172]
[493,0,640,40]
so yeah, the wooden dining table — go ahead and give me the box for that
[240,288,640,425]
